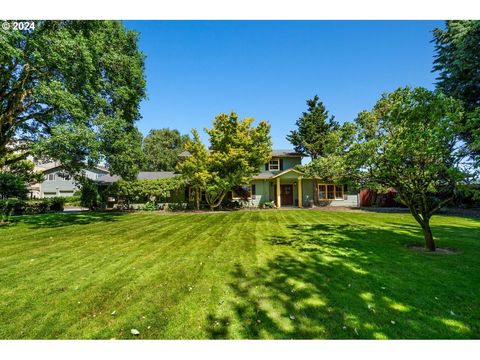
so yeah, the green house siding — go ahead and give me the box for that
[260,156,302,173]
[250,180,272,206]
[249,176,359,208]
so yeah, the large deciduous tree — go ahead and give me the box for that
[350,87,464,251]
[287,95,339,205]
[433,20,480,165]
[178,112,272,210]
[143,128,189,171]
[0,20,146,180]
[176,129,210,210]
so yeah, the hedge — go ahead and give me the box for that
[0,197,65,216]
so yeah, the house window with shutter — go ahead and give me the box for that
[268,158,280,171]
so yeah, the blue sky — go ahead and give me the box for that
[124,20,444,149]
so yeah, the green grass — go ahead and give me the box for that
[0,209,479,339]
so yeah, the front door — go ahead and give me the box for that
[280,184,293,206]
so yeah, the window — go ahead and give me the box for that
[335,185,343,200]
[319,185,326,200]
[318,184,345,200]
[48,173,55,181]
[232,185,252,199]
[268,159,280,171]
[327,185,335,199]
[251,184,256,199]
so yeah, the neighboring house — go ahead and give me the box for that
[33,162,109,198]
[96,150,359,208]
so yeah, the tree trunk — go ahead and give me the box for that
[422,220,436,252]
[195,189,200,210]
[313,179,319,206]
[405,203,436,252]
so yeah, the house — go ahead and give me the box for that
[95,150,359,208]
[177,150,360,208]
[33,162,109,198]
[227,150,359,208]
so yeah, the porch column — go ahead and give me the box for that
[276,177,281,208]
[297,176,303,208]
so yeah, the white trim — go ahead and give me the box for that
[268,158,280,171]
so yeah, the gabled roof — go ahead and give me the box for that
[271,168,305,178]
[39,163,109,174]
[269,150,303,158]
[96,171,177,184]
[252,168,305,180]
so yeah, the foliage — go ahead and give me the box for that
[262,200,276,209]
[0,20,146,179]
[79,178,101,210]
[287,95,339,159]
[287,96,340,204]
[143,201,160,211]
[0,197,65,217]
[348,87,464,251]
[6,159,44,184]
[0,159,44,199]
[143,128,190,171]
[63,193,82,206]
[302,122,357,185]
[108,176,185,205]
[433,20,480,164]
[0,172,28,199]
[178,112,272,210]
[176,129,210,210]
[454,184,480,208]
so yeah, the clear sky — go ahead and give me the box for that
[123,20,444,149]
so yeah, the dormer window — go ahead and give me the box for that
[269,158,280,171]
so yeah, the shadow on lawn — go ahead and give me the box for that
[10,211,125,229]
[205,222,477,339]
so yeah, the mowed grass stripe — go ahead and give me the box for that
[0,210,479,339]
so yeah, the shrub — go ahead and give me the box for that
[47,197,65,212]
[262,201,275,209]
[166,202,191,211]
[143,201,159,211]
[80,178,100,209]
[0,172,28,200]
[0,197,65,217]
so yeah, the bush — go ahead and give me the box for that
[166,202,191,211]
[0,172,28,200]
[262,201,275,209]
[143,201,159,211]
[47,197,65,212]
[64,192,81,206]
[80,178,101,209]
[0,197,65,217]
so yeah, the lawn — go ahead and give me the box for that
[0,209,479,339]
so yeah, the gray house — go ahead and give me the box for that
[34,163,109,198]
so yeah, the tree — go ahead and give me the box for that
[0,172,28,199]
[204,112,272,210]
[0,20,146,179]
[0,159,43,199]
[287,95,339,204]
[302,122,357,185]
[433,20,480,165]
[178,112,272,210]
[176,129,210,210]
[109,176,184,206]
[143,128,189,171]
[349,87,464,251]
